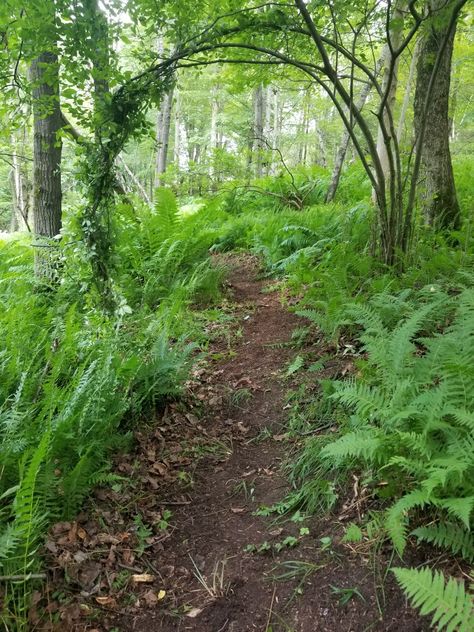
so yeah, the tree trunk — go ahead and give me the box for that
[9,170,19,232]
[397,39,421,144]
[414,0,461,230]
[298,95,310,165]
[325,78,374,202]
[30,51,63,278]
[155,87,174,186]
[173,90,181,170]
[314,119,327,168]
[10,132,31,232]
[252,84,265,178]
[376,1,404,182]
[269,88,280,174]
[209,83,219,182]
[85,0,110,137]
[117,156,152,205]
[449,73,460,141]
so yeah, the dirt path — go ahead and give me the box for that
[40,256,425,632]
[135,255,304,631]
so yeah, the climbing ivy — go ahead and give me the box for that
[79,62,176,304]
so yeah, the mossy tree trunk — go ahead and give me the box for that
[30,51,63,279]
[414,0,461,230]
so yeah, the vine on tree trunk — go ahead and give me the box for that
[79,62,176,307]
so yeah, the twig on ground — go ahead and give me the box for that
[264,585,277,631]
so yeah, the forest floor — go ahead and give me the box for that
[36,255,427,632]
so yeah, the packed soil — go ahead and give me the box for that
[36,254,428,632]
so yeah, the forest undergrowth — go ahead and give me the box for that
[1,165,474,630]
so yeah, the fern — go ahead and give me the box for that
[298,287,474,555]
[0,523,21,564]
[154,186,179,235]
[0,203,226,624]
[320,429,382,462]
[437,497,474,529]
[412,523,474,562]
[285,355,305,377]
[386,489,432,555]
[392,567,473,631]
[332,380,388,420]
[8,431,51,574]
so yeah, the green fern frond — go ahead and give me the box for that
[436,497,474,529]
[296,308,325,326]
[412,523,474,562]
[332,380,387,420]
[0,523,21,564]
[344,303,387,335]
[386,489,431,555]
[443,407,474,432]
[320,430,382,463]
[6,430,51,574]
[392,567,473,631]
[387,302,439,375]
[154,186,179,234]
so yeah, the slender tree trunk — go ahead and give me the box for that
[210,90,219,151]
[85,0,109,130]
[376,1,404,182]
[117,156,152,205]
[155,86,174,186]
[449,73,460,140]
[252,84,265,178]
[173,90,182,181]
[267,88,280,174]
[299,95,310,165]
[9,170,18,232]
[314,119,327,168]
[264,86,272,174]
[209,83,219,182]
[30,51,63,279]
[153,33,175,187]
[325,78,374,202]
[10,132,30,231]
[397,39,421,144]
[414,0,461,229]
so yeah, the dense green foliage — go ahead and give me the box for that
[1,155,474,629]
[204,163,474,626]
[1,0,474,627]
[0,191,224,624]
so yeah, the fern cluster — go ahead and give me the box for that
[0,188,225,627]
[314,288,474,556]
[115,187,224,311]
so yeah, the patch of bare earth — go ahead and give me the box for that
[36,255,427,632]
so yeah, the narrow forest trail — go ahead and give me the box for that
[40,255,425,632]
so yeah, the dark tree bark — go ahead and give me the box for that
[414,0,461,230]
[30,51,63,242]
